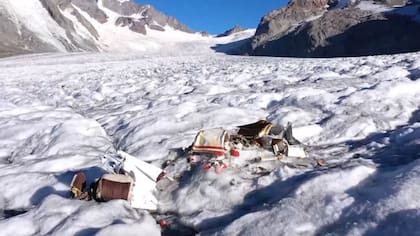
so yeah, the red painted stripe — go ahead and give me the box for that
[192,145,224,150]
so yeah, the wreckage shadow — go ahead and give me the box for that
[54,166,107,186]
[315,109,420,235]
[175,164,205,189]
[30,186,69,206]
[30,166,107,206]
[197,169,320,232]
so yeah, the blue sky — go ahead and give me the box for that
[136,0,288,34]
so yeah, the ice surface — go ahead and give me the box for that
[0,52,419,235]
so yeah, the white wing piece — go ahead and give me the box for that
[117,150,163,210]
[287,145,308,158]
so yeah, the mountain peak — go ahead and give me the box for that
[249,0,420,57]
[0,0,194,57]
[216,25,245,37]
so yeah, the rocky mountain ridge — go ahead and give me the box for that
[247,0,420,57]
[2,0,419,58]
[0,0,192,57]
[217,25,245,37]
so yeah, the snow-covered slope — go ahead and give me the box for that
[0,0,252,57]
[0,52,418,235]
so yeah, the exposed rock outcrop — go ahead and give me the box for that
[102,0,192,33]
[248,0,420,57]
[41,0,100,51]
[251,0,329,50]
[0,17,54,57]
[217,25,245,37]
[71,0,108,23]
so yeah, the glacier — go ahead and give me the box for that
[0,52,418,235]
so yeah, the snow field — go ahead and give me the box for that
[0,52,418,235]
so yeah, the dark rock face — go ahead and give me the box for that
[248,0,420,57]
[217,25,245,37]
[102,0,140,15]
[0,1,65,57]
[251,0,329,50]
[115,16,146,34]
[114,16,165,34]
[40,0,100,51]
[71,0,108,23]
[0,19,54,57]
